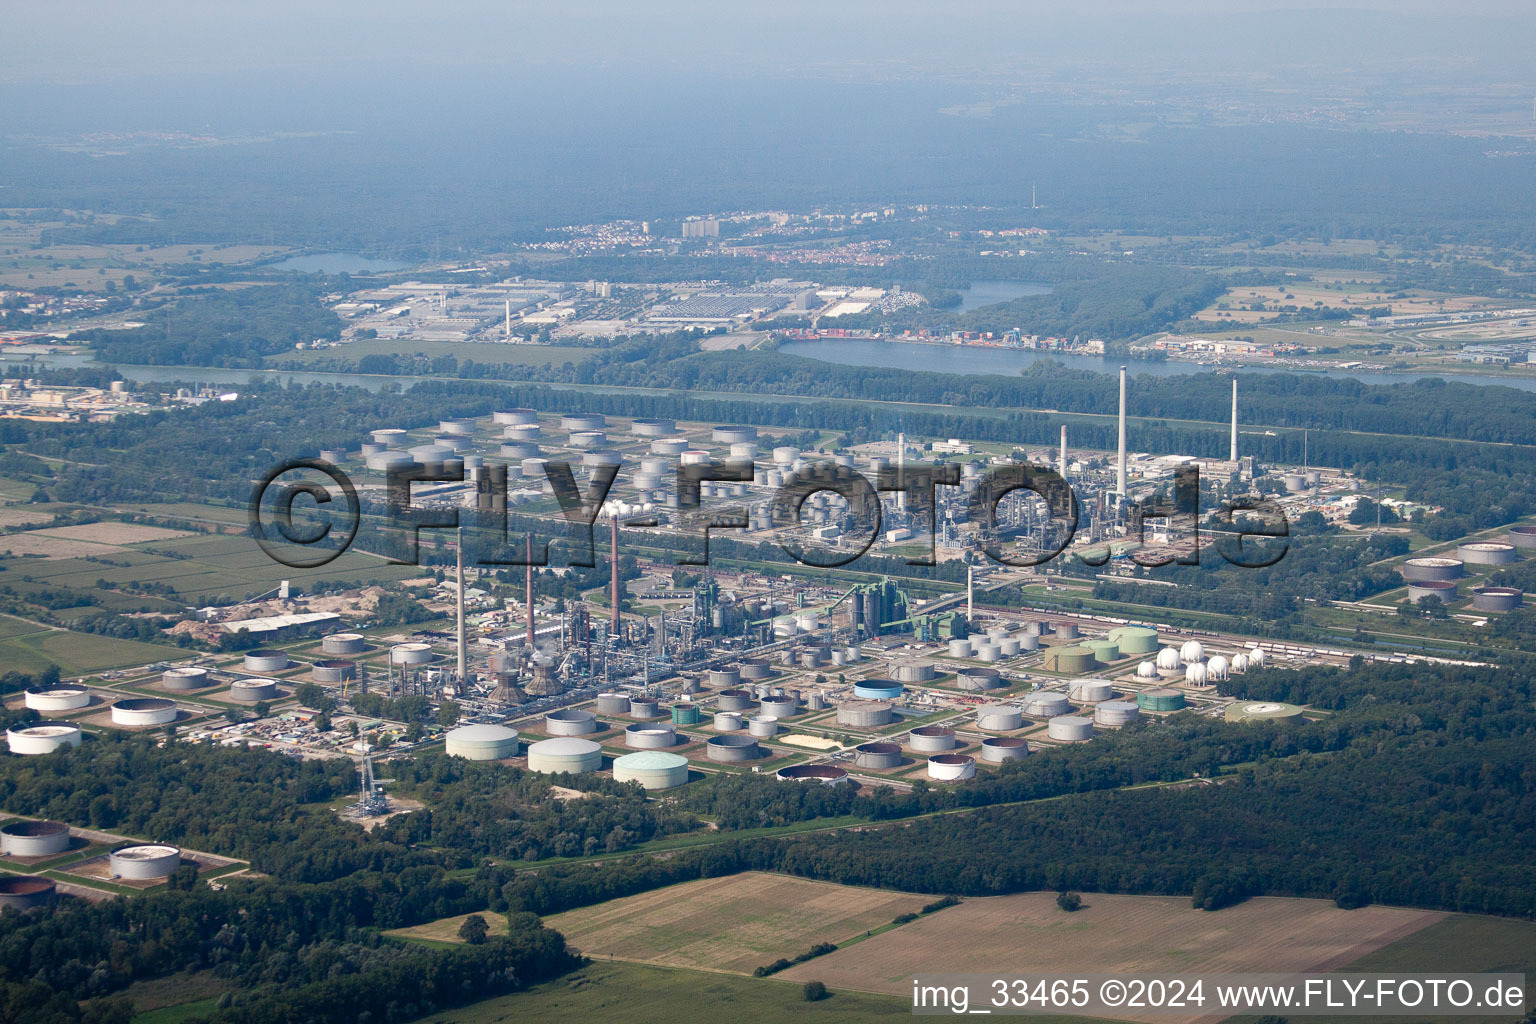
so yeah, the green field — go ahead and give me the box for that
[0,624,183,674]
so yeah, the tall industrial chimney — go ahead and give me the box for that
[504,299,512,337]
[454,525,467,680]
[525,534,535,650]
[1116,366,1128,498]
[1059,425,1068,478]
[966,563,974,621]
[610,514,620,635]
[896,432,906,510]
[1230,377,1239,463]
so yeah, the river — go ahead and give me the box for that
[8,339,1536,397]
[778,338,1536,392]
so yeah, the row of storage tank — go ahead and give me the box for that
[0,819,183,908]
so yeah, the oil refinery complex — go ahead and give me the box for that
[2,377,1521,828]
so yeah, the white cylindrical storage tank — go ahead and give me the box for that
[229,678,279,702]
[493,408,538,426]
[927,754,976,781]
[568,430,606,449]
[715,689,754,711]
[596,692,631,714]
[955,667,1003,691]
[503,423,542,441]
[319,447,347,463]
[747,715,779,738]
[111,698,177,727]
[1069,679,1115,702]
[365,450,414,472]
[794,611,820,633]
[391,642,434,665]
[706,734,761,762]
[6,722,82,755]
[772,446,799,466]
[0,820,71,857]
[1458,542,1519,565]
[975,644,1001,663]
[526,737,602,774]
[854,741,902,769]
[1047,715,1095,742]
[1179,640,1205,664]
[980,736,1030,763]
[502,442,542,460]
[519,457,549,479]
[629,417,675,436]
[110,844,181,879]
[560,413,605,432]
[1054,621,1079,640]
[445,724,519,760]
[806,691,827,711]
[837,701,893,727]
[893,661,935,684]
[629,698,662,719]
[729,442,757,460]
[712,425,757,444]
[23,684,90,712]
[713,711,743,732]
[1016,633,1040,652]
[679,449,710,466]
[948,638,973,658]
[908,725,956,752]
[1400,557,1464,581]
[545,709,598,736]
[1094,700,1140,727]
[1023,691,1070,717]
[371,428,409,445]
[243,650,289,673]
[322,632,366,655]
[708,668,740,689]
[624,722,677,749]
[311,659,356,684]
[582,451,621,470]
[1471,586,1523,612]
[613,750,690,790]
[359,442,385,457]
[1185,662,1210,686]
[998,637,1021,657]
[977,704,1023,731]
[651,437,689,456]
[758,695,798,719]
[438,418,476,435]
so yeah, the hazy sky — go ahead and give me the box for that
[7,1,1533,85]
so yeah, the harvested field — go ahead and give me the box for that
[34,523,194,545]
[0,508,58,527]
[780,893,1441,1023]
[0,534,115,558]
[543,871,927,974]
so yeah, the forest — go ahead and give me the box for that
[70,286,343,368]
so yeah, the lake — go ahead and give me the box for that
[955,279,1052,312]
